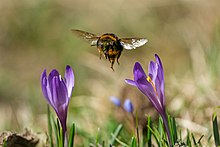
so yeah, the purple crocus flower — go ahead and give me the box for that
[125,54,171,144]
[41,65,74,134]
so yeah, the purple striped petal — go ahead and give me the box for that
[51,76,68,109]
[133,62,147,82]
[48,69,59,84]
[125,79,137,87]
[41,70,54,108]
[56,104,68,133]
[136,77,164,114]
[65,65,74,98]
[41,70,48,100]
[148,61,158,84]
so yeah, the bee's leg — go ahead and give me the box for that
[111,66,114,71]
[99,53,102,59]
[98,48,102,59]
[117,59,120,65]
[110,59,115,71]
[116,51,122,65]
[111,64,115,71]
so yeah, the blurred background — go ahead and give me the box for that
[0,0,220,145]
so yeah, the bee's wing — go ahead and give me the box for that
[120,38,148,50]
[71,29,99,46]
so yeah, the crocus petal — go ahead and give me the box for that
[41,70,49,100]
[136,78,164,114]
[56,104,68,133]
[41,70,54,108]
[133,61,164,114]
[51,76,68,109]
[133,62,147,82]
[109,96,121,107]
[125,79,137,87]
[155,54,164,82]
[65,65,74,98]
[123,99,133,113]
[48,69,59,84]
[148,61,158,84]
[155,54,165,107]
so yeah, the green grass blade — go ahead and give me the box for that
[147,116,152,147]
[167,115,174,145]
[135,111,140,146]
[56,119,61,147]
[197,135,204,147]
[212,113,220,147]
[131,136,137,147]
[109,124,123,145]
[68,123,75,147]
[110,133,129,147]
[171,117,177,144]
[158,117,165,146]
[56,118,64,147]
[3,137,7,147]
[191,133,197,146]
[51,116,59,146]
[47,105,54,147]
[186,129,192,147]
[147,124,165,147]
[95,128,101,145]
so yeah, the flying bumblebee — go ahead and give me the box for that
[71,29,148,71]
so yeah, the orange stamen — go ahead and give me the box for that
[147,76,158,96]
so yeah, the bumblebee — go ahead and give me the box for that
[71,29,148,71]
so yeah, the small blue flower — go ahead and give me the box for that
[123,99,133,113]
[109,96,121,107]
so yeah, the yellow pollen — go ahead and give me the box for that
[147,76,158,95]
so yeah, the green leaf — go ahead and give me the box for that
[56,118,64,147]
[167,115,174,145]
[47,105,54,147]
[158,117,165,146]
[147,116,152,147]
[68,123,75,147]
[110,133,129,147]
[51,116,59,146]
[186,129,192,147]
[109,124,123,145]
[3,137,7,147]
[212,113,220,147]
[171,117,177,144]
[147,125,160,146]
[131,136,137,147]
[197,135,204,147]
[191,133,197,146]
[135,112,140,146]
[95,128,101,144]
